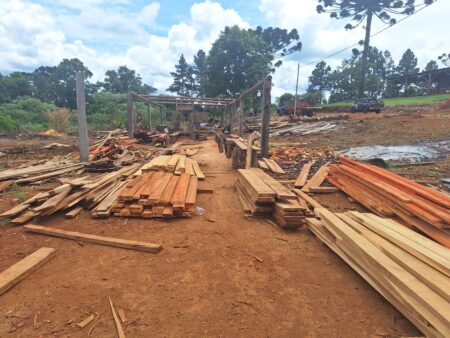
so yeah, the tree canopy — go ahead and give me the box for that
[167,54,196,96]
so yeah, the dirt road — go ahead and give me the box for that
[0,139,420,337]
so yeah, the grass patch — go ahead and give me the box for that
[324,93,450,108]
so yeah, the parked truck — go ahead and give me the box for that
[277,100,318,117]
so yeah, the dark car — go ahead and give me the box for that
[351,98,384,113]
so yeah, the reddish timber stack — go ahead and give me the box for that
[236,168,307,228]
[328,156,450,248]
[112,172,197,218]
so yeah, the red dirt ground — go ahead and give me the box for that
[0,139,421,337]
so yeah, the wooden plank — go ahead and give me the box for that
[246,131,259,169]
[294,161,314,188]
[148,173,172,204]
[0,247,56,296]
[185,158,195,176]
[14,165,84,184]
[258,160,269,170]
[24,224,162,253]
[11,211,37,225]
[293,189,323,209]
[0,180,12,192]
[309,186,339,193]
[170,173,191,209]
[262,158,285,174]
[32,189,71,213]
[65,206,84,218]
[348,211,450,277]
[315,208,450,335]
[237,169,276,197]
[0,203,29,218]
[159,175,179,206]
[302,165,329,192]
[191,159,205,180]
[249,168,296,200]
[337,213,450,303]
[185,176,198,209]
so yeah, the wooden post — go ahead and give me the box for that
[246,131,260,168]
[294,63,299,116]
[147,103,151,130]
[230,102,236,133]
[238,97,244,136]
[159,106,163,126]
[260,76,271,158]
[75,71,89,163]
[127,92,134,137]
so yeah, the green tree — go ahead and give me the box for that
[317,0,435,98]
[307,61,331,103]
[193,50,207,96]
[0,72,33,103]
[167,54,196,96]
[397,49,420,75]
[425,60,439,71]
[100,66,156,94]
[438,53,450,66]
[204,26,271,97]
[276,93,295,107]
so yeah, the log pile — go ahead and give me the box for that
[0,164,141,224]
[327,156,450,248]
[308,209,450,338]
[236,168,308,228]
[140,155,205,179]
[110,172,197,218]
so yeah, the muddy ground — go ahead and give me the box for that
[0,110,448,337]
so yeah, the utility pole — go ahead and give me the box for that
[75,71,89,163]
[260,76,272,158]
[293,63,300,116]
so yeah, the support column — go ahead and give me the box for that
[238,97,244,136]
[75,71,89,163]
[260,76,272,158]
[127,92,134,137]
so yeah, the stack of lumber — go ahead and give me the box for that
[0,162,85,184]
[308,209,450,338]
[236,168,307,228]
[328,156,450,248]
[0,164,141,223]
[111,172,197,218]
[140,155,205,180]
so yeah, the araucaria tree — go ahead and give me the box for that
[317,0,435,98]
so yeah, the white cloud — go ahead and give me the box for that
[0,0,249,93]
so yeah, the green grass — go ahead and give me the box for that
[324,93,450,108]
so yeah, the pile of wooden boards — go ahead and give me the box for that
[308,209,450,338]
[140,155,205,180]
[0,162,85,185]
[111,172,197,218]
[327,156,450,248]
[236,168,309,227]
[90,137,138,160]
[258,158,285,174]
[0,164,141,223]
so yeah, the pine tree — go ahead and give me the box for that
[167,54,196,96]
[397,49,420,75]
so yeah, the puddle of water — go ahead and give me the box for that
[339,140,450,163]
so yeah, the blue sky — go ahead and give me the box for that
[1,0,449,97]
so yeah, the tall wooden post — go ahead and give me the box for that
[75,72,89,163]
[260,76,272,158]
[127,92,134,137]
[147,103,152,130]
[238,97,244,136]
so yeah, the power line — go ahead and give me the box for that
[296,0,438,67]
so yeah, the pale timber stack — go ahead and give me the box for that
[140,154,205,180]
[112,172,197,218]
[236,168,307,228]
[308,209,450,338]
[328,156,450,248]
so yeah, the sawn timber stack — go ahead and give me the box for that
[327,156,450,248]
[236,168,307,228]
[111,172,197,218]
